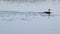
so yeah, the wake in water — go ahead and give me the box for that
[0,11,44,21]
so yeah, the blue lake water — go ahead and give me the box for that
[0,0,60,34]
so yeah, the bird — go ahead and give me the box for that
[43,9,51,16]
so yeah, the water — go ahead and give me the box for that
[0,0,60,34]
[0,11,42,21]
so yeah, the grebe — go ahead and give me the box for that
[43,9,51,16]
[43,9,51,14]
